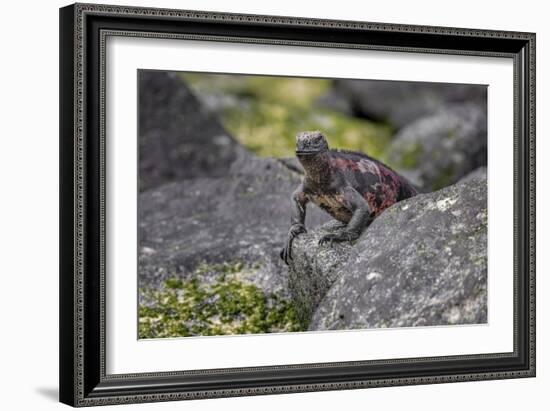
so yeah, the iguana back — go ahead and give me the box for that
[326,149,417,217]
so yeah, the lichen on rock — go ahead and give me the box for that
[139,261,303,339]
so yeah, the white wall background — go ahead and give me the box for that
[0,0,545,409]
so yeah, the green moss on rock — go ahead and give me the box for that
[181,73,393,159]
[394,142,423,169]
[139,261,303,339]
[432,165,456,190]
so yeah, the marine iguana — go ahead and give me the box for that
[280,131,418,265]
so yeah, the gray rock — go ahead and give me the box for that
[387,103,487,191]
[330,79,487,129]
[138,155,329,298]
[138,71,249,191]
[277,157,305,175]
[286,220,356,325]
[286,177,487,330]
[460,166,487,183]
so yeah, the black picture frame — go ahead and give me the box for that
[59,3,536,407]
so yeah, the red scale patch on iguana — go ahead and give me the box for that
[329,156,381,177]
[363,165,404,216]
[364,186,398,216]
[326,150,415,218]
[330,156,359,171]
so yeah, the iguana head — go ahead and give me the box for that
[295,131,329,157]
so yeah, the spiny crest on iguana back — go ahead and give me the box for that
[281,130,418,265]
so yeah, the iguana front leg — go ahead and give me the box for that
[280,184,309,265]
[319,187,372,246]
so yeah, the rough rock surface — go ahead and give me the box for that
[138,155,329,298]
[287,176,487,330]
[286,220,356,325]
[138,71,249,191]
[460,166,487,183]
[328,79,487,129]
[387,103,487,191]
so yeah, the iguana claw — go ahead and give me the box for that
[280,224,307,265]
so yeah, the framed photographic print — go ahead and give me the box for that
[59,2,536,407]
